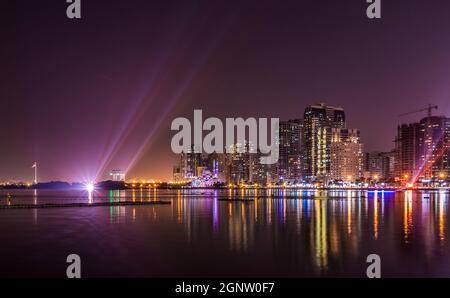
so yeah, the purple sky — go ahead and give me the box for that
[2,0,450,182]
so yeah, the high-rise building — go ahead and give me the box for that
[395,116,450,182]
[227,143,251,185]
[204,152,227,181]
[302,103,346,182]
[395,123,420,180]
[330,128,363,182]
[381,150,396,181]
[365,151,396,181]
[416,116,450,179]
[180,145,202,178]
[365,152,383,179]
[278,119,302,181]
[287,154,302,182]
[249,151,271,185]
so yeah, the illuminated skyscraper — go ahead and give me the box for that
[416,116,450,180]
[227,143,251,185]
[395,116,450,182]
[180,145,202,178]
[302,103,346,182]
[278,119,302,181]
[330,128,363,182]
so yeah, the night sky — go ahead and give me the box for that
[2,0,450,182]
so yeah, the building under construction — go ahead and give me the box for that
[395,105,450,183]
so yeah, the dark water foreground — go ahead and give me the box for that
[0,188,448,277]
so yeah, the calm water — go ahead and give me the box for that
[0,188,449,277]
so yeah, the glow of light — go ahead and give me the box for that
[374,191,378,240]
[86,183,95,192]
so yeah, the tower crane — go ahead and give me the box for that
[399,104,438,118]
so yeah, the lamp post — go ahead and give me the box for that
[31,162,37,185]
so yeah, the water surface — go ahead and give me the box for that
[0,189,448,277]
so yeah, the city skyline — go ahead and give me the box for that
[172,102,450,188]
[3,0,450,182]
[1,103,450,185]
[3,0,450,283]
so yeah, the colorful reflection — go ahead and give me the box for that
[3,188,449,277]
[164,188,449,275]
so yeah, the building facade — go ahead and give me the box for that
[416,116,450,180]
[173,102,371,187]
[302,103,346,182]
[395,116,450,182]
[395,123,420,180]
[330,128,364,182]
[278,119,302,181]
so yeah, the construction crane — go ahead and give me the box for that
[399,104,438,118]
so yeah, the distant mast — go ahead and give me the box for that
[32,162,38,185]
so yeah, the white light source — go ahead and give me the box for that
[86,183,94,192]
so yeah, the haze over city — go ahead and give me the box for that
[3,0,450,182]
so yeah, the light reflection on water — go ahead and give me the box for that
[0,188,449,277]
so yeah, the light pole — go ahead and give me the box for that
[32,162,38,185]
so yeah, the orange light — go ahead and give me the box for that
[404,174,409,179]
